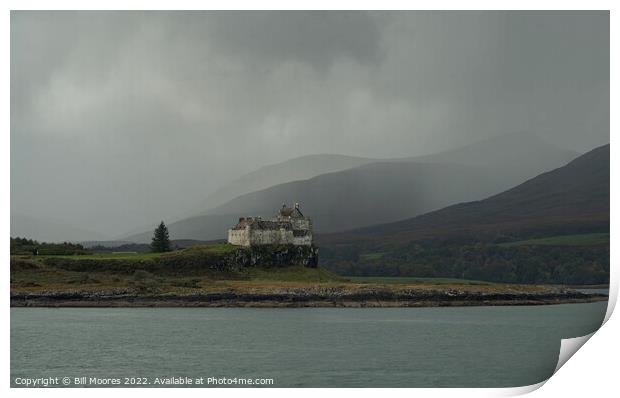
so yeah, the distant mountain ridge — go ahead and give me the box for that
[198,154,378,211]
[396,131,579,184]
[123,133,580,243]
[11,214,109,243]
[319,144,609,246]
[199,132,578,212]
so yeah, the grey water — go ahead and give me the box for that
[11,302,607,388]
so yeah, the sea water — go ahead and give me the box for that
[11,302,607,387]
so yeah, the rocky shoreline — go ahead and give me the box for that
[10,287,608,308]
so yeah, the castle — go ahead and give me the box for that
[227,203,313,247]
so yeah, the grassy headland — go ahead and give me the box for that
[10,243,606,308]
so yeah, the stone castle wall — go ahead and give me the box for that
[228,211,313,247]
[290,218,311,230]
[228,228,250,246]
[228,226,312,247]
[293,234,312,246]
[249,228,294,246]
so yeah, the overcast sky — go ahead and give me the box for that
[11,11,609,237]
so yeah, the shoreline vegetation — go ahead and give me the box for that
[11,289,607,308]
[10,243,608,308]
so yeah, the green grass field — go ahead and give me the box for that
[346,276,491,285]
[498,233,609,247]
[243,266,345,283]
[50,252,163,260]
[48,243,238,260]
[10,243,344,293]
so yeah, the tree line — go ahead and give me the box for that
[11,220,174,255]
[321,241,609,285]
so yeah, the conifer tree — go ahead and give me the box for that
[151,221,171,252]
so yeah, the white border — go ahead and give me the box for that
[2,2,616,397]
[0,0,617,10]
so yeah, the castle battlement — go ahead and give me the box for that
[227,203,313,247]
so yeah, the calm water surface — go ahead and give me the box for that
[11,302,607,387]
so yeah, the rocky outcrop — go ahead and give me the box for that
[220,245,319,270]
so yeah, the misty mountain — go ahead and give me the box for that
[125,162,504,242]
[198,154,377,211]
[11,214,109,243]
[320,144,609,246]
[199,132,577,212]
[397,131,579,182]
[124,133,580,243]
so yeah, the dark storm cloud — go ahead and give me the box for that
[10,11,609,238]
[198,11,383,69]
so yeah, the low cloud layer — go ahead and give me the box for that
[11,11,609,237]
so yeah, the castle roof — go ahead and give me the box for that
[279,203,304,218]
[231,203,308,231]
[232,217,293,231]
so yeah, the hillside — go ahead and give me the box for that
[397,131,579,183]
[124,133,579,243]
[320,144,609,245]
[197,154,377,211]
[201,132,578,212]
[126,162,509,242]
[318,145,609,285]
